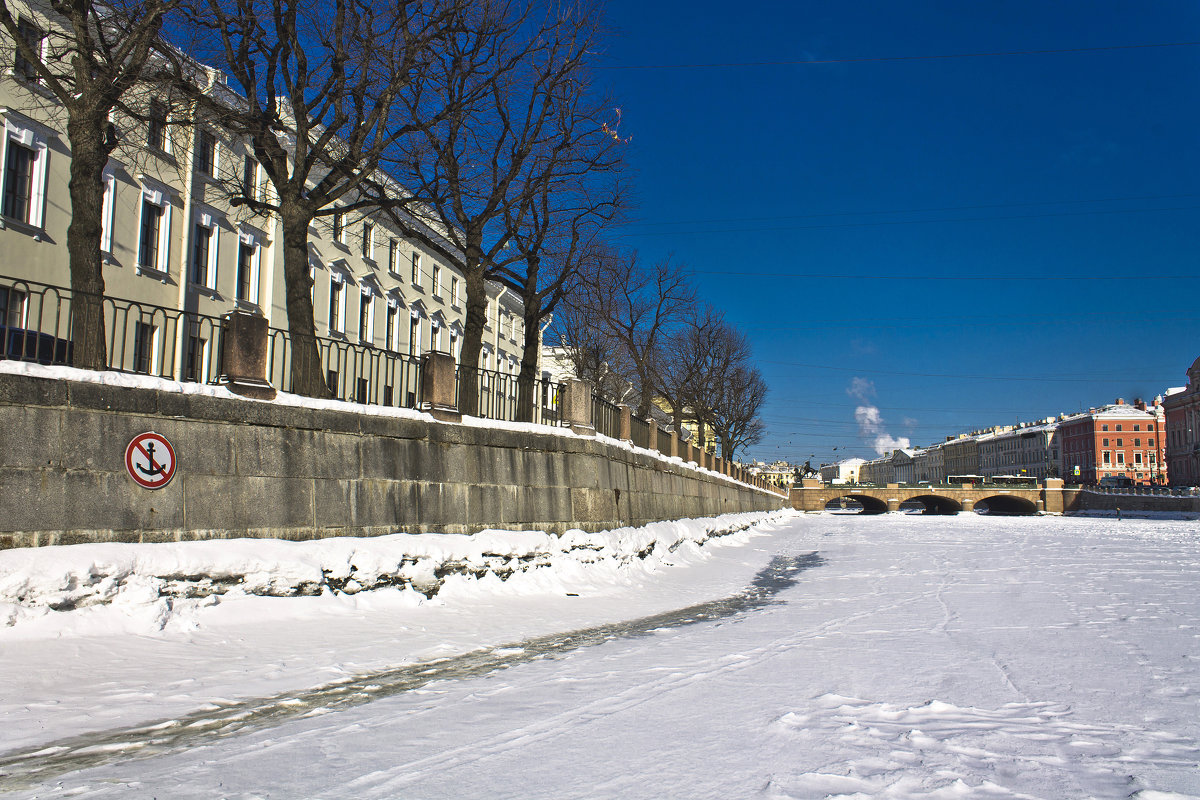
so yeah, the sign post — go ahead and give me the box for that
[125,432,177,490]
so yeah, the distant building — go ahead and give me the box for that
[978,420,1061,480]
[1164,356,1200,486]
[942,434,981,478]
[1058,399,1166,486]
[820,458,865,484]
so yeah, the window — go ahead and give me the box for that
[432,264,441,296]
[1148,438,1155,447]
[1135,452,1143,465]
[185,321,208,382]
[1134,438,1141,447]
[100,167,116,253]
[13,17,44,82]
[1133,424,1141,431]
[358,291,373,343]
[450,276,459,306]
[137,191,171,273]
[147,100,169,152]
[362,222,374,259]
[388,239,399,274]
[192,222,213,286]
[355,377,369,405]
[450,330,458,359]
[195,130,216,176]
[411,252,421,285]
[0,286,28,328]
[1102,424,1109,432]
[133,321,157,374]
[386,305,397,350]
[235,230,260,304]
[1115,424,1122,431]
[1102,439,1109,447]
[241,156,258,202]
[2,137,35,223]
[1103,451,1111,464]
[1116,439,1122,447]
[328,276,344,334]
[1116,452,1124,464]
[408,315,420,355]
[333,213,345,243]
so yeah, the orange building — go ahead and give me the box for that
[1058,399,1167,486]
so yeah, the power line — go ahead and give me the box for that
[622,204,1200,239]
[619,193,1200,231]
[601,41,1200,71]
[759,359,1176,383]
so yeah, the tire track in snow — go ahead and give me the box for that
[0,553,826,790]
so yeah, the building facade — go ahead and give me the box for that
[1058,400,1167,486]
[0,6,528,398]
[1164,357,1200,486]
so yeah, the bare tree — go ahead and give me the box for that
[174,0,459,396]
[0,0,182,368]
[403,0,603,415]
[548,295,636,401]
[654,305,723,439]
[569,250,694,417]
[491,99,626,421]
[709,363,767,460]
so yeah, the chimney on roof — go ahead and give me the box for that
[1134,398,1147,411]
[1116,398,1125,405]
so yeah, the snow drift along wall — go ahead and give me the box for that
[0,371,783,548]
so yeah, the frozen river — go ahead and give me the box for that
[3,513,1199,798]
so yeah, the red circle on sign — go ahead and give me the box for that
[125,432,177,490]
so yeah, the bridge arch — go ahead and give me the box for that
[823,493,888,514]
[973,494,1038,516]
[906,494,963,515]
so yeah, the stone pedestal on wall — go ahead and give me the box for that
[219,311,275,400]
[420,352,461,422]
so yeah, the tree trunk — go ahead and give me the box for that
[457,233,487,417]
[516,292,542,422]
[64,112,109,371]
[279,206,332,398]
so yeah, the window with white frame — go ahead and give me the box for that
[147,99,169,153]
[185,319,210,382]
[408,314,421,355]
[362,222,374,260]
[242,155,258,202]
[358,289,374,344]
[388,238,399,274]
[328,272,346,334]
[195,129,217,177]
[100,166,116,254]
[191,210,220,290]
[136,184,172,273]
[1,118,49,227]
[235,228,261,304]
[133,320,158,374]
[411,252,421,285]
[333,212,345,243]
[450,276,459,306]
[432,264,441,296]
[430,316,442,352]
[385,302,397,350]
[13,17,45,82]
[0,285,28,328]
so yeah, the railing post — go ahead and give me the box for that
[618,404,632,443]
[666,428,679,459]
[420,351,461,422]
[219,310,275,400]
[563,379,595,436]
[647,421,658,453]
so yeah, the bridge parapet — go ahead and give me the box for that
[790,480,1066,516]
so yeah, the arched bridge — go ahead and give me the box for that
[790,479,1078,516]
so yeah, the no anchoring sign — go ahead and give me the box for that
[125,432,177,490]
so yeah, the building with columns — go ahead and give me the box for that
[1164,356,1200,486]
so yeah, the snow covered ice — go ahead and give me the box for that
[2,512,1199,798]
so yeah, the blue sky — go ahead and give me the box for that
[592,0,1200,465]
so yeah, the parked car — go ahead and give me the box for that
[1098,475,1133,489]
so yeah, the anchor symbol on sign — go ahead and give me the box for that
[137,441,166,478]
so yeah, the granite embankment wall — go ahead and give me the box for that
[0,373,784,549]
[1075,487,1200,516]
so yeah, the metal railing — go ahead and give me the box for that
[454,366,563,426]
[0,275,226,384]
[265,328,423,409]
[630,415,651,449]
[591,393,622,439]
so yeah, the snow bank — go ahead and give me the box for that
[0,511,790,632]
